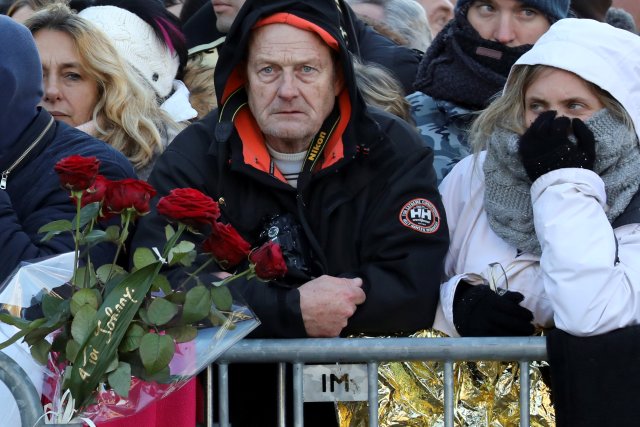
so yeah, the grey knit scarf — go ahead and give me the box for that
[484,108,640,255]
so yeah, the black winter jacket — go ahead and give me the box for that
[133,0,449,338]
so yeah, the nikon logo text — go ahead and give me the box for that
[307,132,327,161]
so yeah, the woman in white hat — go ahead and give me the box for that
[26,3,184,181]
[438,18,640,340]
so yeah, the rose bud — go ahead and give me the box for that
[54,155,100,192]
[250,241,287,280]
[203,222,251,269]
[157,188,221,226]
[104,179,157,216]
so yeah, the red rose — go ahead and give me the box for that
[202,222,251,269]
[104,178,157,215]
[157,188,220,226]
[250,241,287,280]
[54,155,100,191]
[75,175,110,207]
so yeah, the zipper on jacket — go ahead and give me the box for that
[1,116,54,190]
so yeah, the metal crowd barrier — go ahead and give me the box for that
[0,351,45,427]
[207,336,548,427]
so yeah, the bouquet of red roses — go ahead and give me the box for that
[0,155,286,423]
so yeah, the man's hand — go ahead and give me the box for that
[298,275,366,337]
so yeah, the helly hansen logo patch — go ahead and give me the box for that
[399,198,441,234]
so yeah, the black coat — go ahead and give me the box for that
[132,106,449,338]
[134,0,448,338]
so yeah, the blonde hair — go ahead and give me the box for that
[353,58,414,124]
[469,64,636,153]
[25,3,182,170]
[7,0,52,17]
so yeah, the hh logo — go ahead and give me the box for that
[410,206,432,222]
[399,198,440,234]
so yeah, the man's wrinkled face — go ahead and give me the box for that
[212,0,246,33]
[466,0,550,47]
[245,24,343,153]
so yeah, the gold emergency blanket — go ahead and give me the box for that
[337,329,554,427]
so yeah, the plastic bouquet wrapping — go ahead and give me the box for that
[0,155,288,424]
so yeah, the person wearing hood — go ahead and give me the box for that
[436,18,640,424]
[409,0,570,184]
[0,15,136,426]
[132,0,449,424]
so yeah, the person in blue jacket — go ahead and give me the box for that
[0,15,136,281]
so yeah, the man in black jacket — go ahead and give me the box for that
[133,0,448,424]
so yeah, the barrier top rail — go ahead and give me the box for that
[216,336,548,363]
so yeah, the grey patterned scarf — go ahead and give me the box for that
[484,109,640,255]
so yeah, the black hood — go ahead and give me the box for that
[213,0,380,173]
[0,16,43,155]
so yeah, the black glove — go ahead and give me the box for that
[453,281,535,337]
[518,110,596,182]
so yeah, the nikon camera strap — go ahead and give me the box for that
[295,103,341,196]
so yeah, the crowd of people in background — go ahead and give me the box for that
[1,0,640,426]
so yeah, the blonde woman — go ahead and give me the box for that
[26,3,183,180]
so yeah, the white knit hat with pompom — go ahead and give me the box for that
[79,5,179,98]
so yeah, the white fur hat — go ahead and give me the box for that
[79,5,179,98]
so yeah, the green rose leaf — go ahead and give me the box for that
[133,247,158,270]
[165,292,186,304]
[165,224,175,241]
[42,293,66,318]
[73,265,97,289]
[120,323,145,352]
[138,307,151,325]
[30,339,51,366]
[151,274,172,295]
[74,202,100,230]
[96,264,128,285]
[139,333,175,375]
[108,362,132,399]
[182,286,211,324]
[147,298,179,326]
[104,225,121,242]
[105,356,119,373]
[0,318,46,350]
[66,339,80,362]
[82,229,107,245]
[166,325,197,343]
[38,220,73,241]
[70,288,101,316]
[211,286,233,312]
[71,305,97,345]
[167,241,196,266]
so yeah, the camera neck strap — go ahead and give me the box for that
[296,102,341,194]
